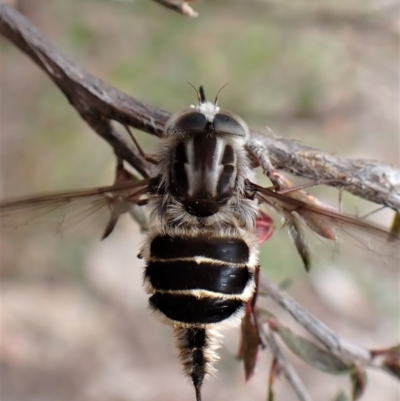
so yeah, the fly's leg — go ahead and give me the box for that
[123,124,159,165]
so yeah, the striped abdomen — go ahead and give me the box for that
[143,234,256,395]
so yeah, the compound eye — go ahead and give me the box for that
[176,112,207,132]
[213,113,247,137]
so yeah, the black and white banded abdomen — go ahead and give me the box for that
[142,232,258,388]
[144,234,256,326]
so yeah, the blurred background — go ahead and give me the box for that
[0,0,399,400]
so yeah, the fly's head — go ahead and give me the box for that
[163,85,249,143]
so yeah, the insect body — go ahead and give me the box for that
[142,87,259,400]
[1,87,398,401]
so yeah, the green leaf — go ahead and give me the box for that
[276,324,353,374]
[333,391,350,401]
[287,219,312,271]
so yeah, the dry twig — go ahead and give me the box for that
[260,326,314,401]
[150,0,199,17]
[259,276,395,376]
[1,3,399,210]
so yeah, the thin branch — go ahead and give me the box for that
[248,133,400,212]
[0,3,399,211]
[259,276,396,377]
[261,327,314,401]
[0,2,168,178]
[150,0,199,17]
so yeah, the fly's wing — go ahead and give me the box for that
[249,181,400,271]
[0,178,152,239]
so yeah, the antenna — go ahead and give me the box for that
[187,82,202,103]
[214,83,228,105]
